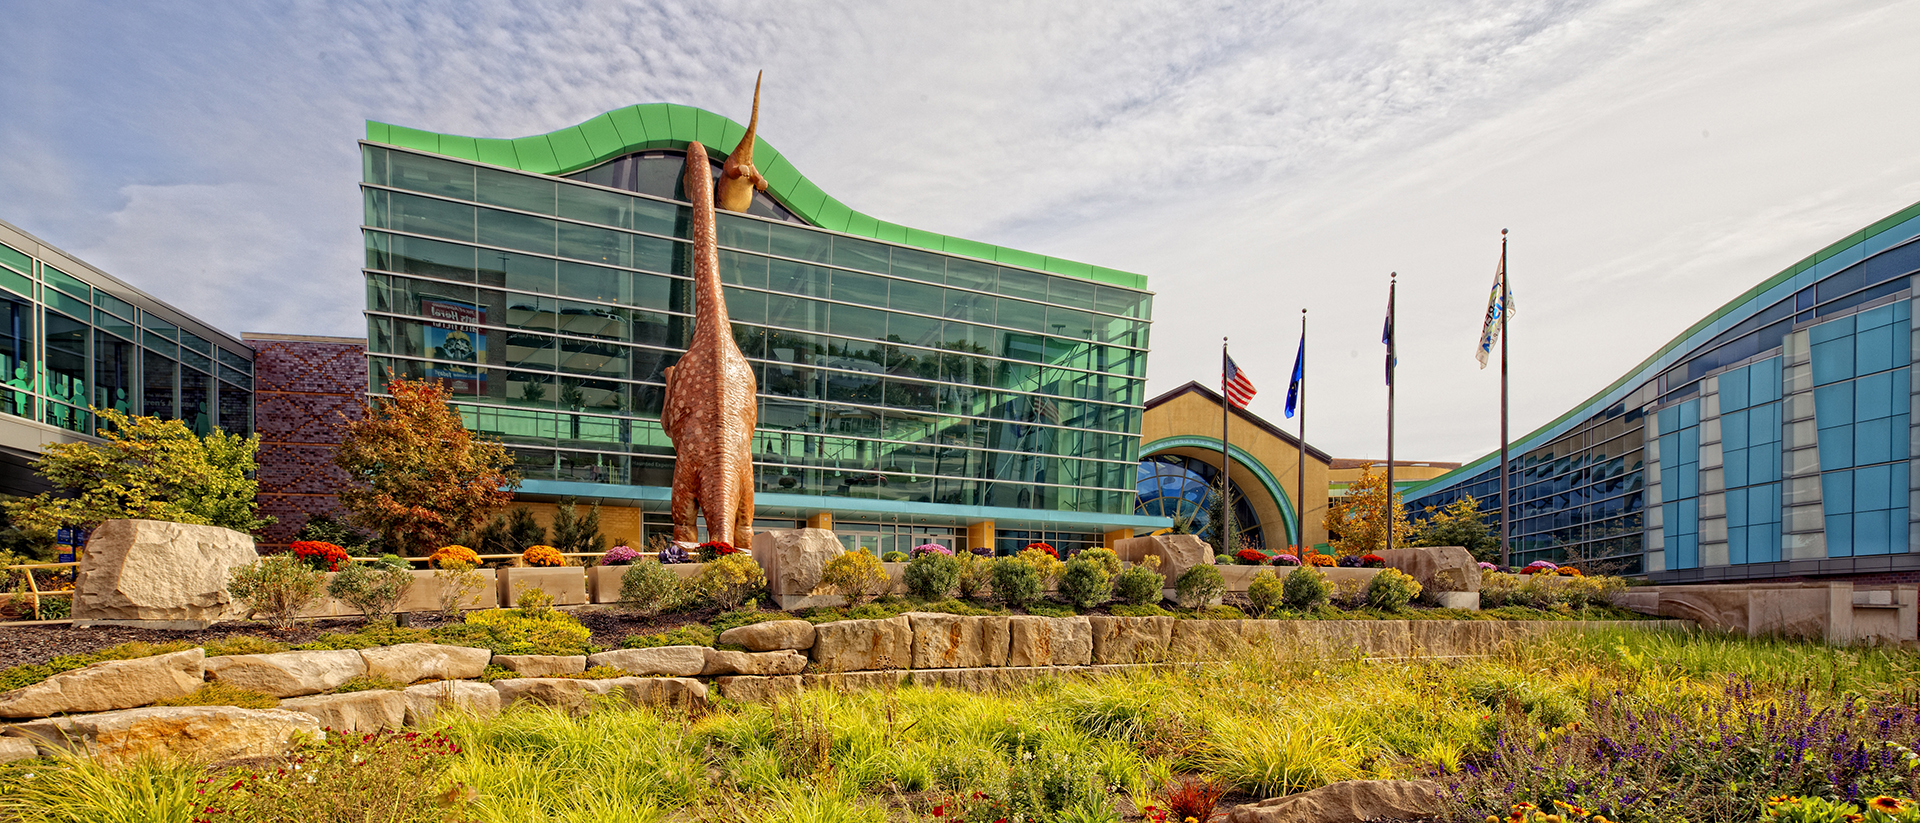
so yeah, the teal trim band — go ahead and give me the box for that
[367,106,1147,290]
[1139,436,1299,546]
[514,479,1171,533]
[1409,198,1920,501]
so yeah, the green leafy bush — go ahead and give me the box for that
[695,553,768,610]
[0,641,194,692]
[1112,565,1164,606]
[327,559,413,623]
[433,608,593,655]
[1282,566,1332,609]
[228,554,325,629]
[990,557,1043,608]
[820,552,889,606]
[1364,568,1423,611]
[202,635,290,657]
[618,559,685,616]
[1110,603,1172,617]
[903,551,962,600]
[1027,603,1077,618]
[297,623,431,651]
[1057,558,1112,610]
[880,551,909,562]
[622,625,715,649]
[955,551,994,600]
[1246,569,1284,617]
[1077,547,1124,577]
[154,682,279,709]
[1214,554,1234,566]
[1174,565,1225,609]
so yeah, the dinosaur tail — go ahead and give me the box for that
[740,71,761,153]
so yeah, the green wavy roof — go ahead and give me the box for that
[366,105,1146,291]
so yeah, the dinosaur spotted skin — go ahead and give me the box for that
[661,139,759,546]
[716,72,769,213]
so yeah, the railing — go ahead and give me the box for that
[2,561,78,618]
[364,552,657,567]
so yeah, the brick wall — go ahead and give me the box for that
[245,335,366,548]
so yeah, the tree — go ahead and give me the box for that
[334,377,518,556]
[1321,462,1411,556]
[1410,495,1500,562]
[4,409,272,537]
[549,498,607,557]
[505,507,547,552]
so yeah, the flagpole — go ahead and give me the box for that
[1386,274,1396,552]
[1220,337,1233,551]
[1498,229,1511,568]
[1297,309,1307,552]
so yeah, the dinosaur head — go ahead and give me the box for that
[716,71,769,213]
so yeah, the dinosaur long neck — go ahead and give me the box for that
[683,141,730,340]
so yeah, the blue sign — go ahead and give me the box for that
[57,552,74,564]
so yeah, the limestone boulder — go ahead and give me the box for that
[360,643,491,684]
[400,680,502,726]
[586,646,708,676]
[203,650,368,698]
[701,649,809,676]
[7,706,321,764]
[490,678,613,713]
[907,613,1010,669]
[0,649,204,719]
[809,615,912,672]
[752,529,843,607]
[1170,620,1245,661]
[1088,615,1173,664]
[278,690,408,733]
[70,519,260,629]
[1007,616,1092,667]
[1114,534,1212,586]
[718,619,817,651]
[1376,547,1481,594]
[0,737,37,763]
[603,676,708,709]
[1225,779,1441,823]
[493,654,587,677]
[715,675,803,703]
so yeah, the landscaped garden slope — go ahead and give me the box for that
[2,627,1915,823]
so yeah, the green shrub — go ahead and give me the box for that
[330,674,405,694]
[298,623,431,651]
[1282,566,1332,609]
[1077,547,1124,577]
[903,552,962,600]
[821,552,889,606]
[1175,565,1225,610]
[0,641,194,692]
[327,560,413,623]
[955,552,994,600]
[1246,569,1284,617]
[1214,554,1234,566]
[431,560,487,616]
[619,560,685,616]
[31,595,70,621]
[155,682,279,709]
[621,625,715,649]
[990,557,1043,608]
[1027,602,1077,618]
[1110,603,1172,617]
[880,551,909,562]
[203,635,290,657]
[695,553,768,610]
[228,554,326,629]
[1057,558,1112,610]
[433,608,593,655]
[1112,565,1164,606]
[1364,568,1423,611]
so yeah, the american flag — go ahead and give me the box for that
[1223,355,1256,408]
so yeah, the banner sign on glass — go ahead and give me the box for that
[423,299,486,394]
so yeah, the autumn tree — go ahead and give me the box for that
[1322,462,1411,556]
[5,409,271,536]
[335,378,518,556]
[1410,495,1499,561]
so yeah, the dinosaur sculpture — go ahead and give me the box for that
[716,71,770,213]
[660,88,764,547]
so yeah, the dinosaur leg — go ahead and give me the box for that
[671,466,700,544]
[699,467,738,548]
[732,466,756,544]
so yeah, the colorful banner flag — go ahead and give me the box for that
[1284,333,1304,419]
[1477,243,1515,369]
[1223,355,1257,408]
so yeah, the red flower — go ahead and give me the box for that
[932,805,945,817]
[1024,542,1058,558]
[289,541,349,572]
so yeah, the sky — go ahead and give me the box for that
[3,0,1918,465]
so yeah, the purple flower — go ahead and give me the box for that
[1478,561,1498,570]
[911,543,955,558]
[1274,554,1301,566]
[599,545,641,566]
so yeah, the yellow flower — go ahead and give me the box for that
[1868,797,1903,813]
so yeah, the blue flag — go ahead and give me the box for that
[1284,333,1304,419]
[1382,290,1397,385]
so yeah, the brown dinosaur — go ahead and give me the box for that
[716,71,770,213]
[660,138,760,547]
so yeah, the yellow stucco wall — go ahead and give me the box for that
[1141,391,1331,548]
[489,500,644,551]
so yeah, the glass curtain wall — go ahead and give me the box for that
[361,145,1152,516]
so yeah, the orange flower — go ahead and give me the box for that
[1868,797,1904,814]
[521,545,565,567]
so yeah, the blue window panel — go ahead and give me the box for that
[1725,447,1749,489]
[1679,498,1698,535]
[1721,367,1750,413]
[1749,483,1780,525]
[1677,465,1698,499]
[1658,406,1679,435]
[1898,300,1912,323]
[1812,339,1854,385]
[1896,320,1912,364]
[1895,517,1912,559]
[1680,400,1700,429]
[1727,484,1748,525]
[1660,434,1679,463]
[1723,409,1749,448]
[1895,463,1910,505]
[1752,402,1781,446]
[1662,502,1678,535]
[1823,470,1854,513]
[1815,383,1853,425]
[1811,313,1856,344]
[1855,507,1891,556]
[1819,425,1855,471]
[1753,358,1783,406]
[1754,445,1781,484]
[1859,302,1895,331]
[1678,428,1698,462]
[1855,417,1893,466]
[1728,525,1748,565]
[1827,513,1854,557]
[1661,467,1680,494]
[1896,368,1911,401]
[1858,324,1895,375]
[1675,534,1698,569]
[1856,371,1894,421]
[1855,463,1892,511]
[1756,521,1782,563]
